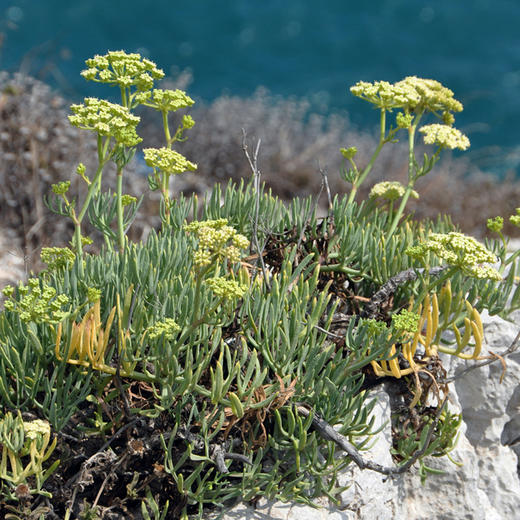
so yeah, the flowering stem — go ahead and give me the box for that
[348,108,387,205]
[116,166,125,252]
[73,157,109,261]
[120,86,128,109]
[161,110,172,225]
[387,114,422,238]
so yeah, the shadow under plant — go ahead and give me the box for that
[0,52,519,519]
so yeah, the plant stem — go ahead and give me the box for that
[116,166,125,252]
[161,109,172,225]
[387,114,422,238]
[348,108,387,205]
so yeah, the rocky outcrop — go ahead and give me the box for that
[216,310,520,519]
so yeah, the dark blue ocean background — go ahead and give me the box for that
[1,0,520,176]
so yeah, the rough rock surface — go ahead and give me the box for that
[213,312,520,519]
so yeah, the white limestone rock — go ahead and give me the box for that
[216,310,520,520]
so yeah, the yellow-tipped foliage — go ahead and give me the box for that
[371,280,484,378]
[55,300,117,374]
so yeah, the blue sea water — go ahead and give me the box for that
[1,0,520,176]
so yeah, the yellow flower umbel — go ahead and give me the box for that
[347,76,468,237]
[369,181,419,201]
[143,147,197,175]
[406,232,502,281]
[185,218,250,268]
[419,124,470,150]
[81,50,165,108]
[69,97,141,147]
[2,278,69,324]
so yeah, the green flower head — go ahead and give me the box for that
[394,76,463,113]
[419,124,470,150]
[351,76,463,115]
[40,247,76,271]
[350,80,410,110]
[146,88,195,113]
[184,219,250,267]
[369,181,419,201]
[205,277,247,300]
[143,147,197,175]
[51,181,71,195]
[396,112,413,129]
[120,194,138,206]
[81,50,164,91]
[2,278,70,324]
[340,147,357,160]
[69,98,142,147]
[182,114,195,129]
[87,287,102,303]
[406,232,501,280]
[361,318,389,337]
[147,318,181,340]
[392,309,420,334]
[510,208,520,228]
[487,216,504,233]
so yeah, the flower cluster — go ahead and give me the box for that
[147,318,181,340]
[510,208,520,228]
[396,112,413,129]
[184,219,250,267]
[2,278,70,323]
[87,287,101,303]
[205,277,247,300]
[419,124,470,150]
[120,194,137,206]
[69,98,142,147]
[143,147,197,175]
[40,247,76,271]
[340,146,357,159]
[350,76,463,115]
[81,50,164,92]
[391,309,420,333]
[361,318,389,337]
[406,232,501,280]
[143,88,195,113]
[23,419,51,443]
[487,216,504,232]
[369,181,419,201]
[51,181,71,195]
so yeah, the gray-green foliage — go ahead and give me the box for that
[1,179,520,517]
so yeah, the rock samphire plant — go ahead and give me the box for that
[0,52,519,519]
